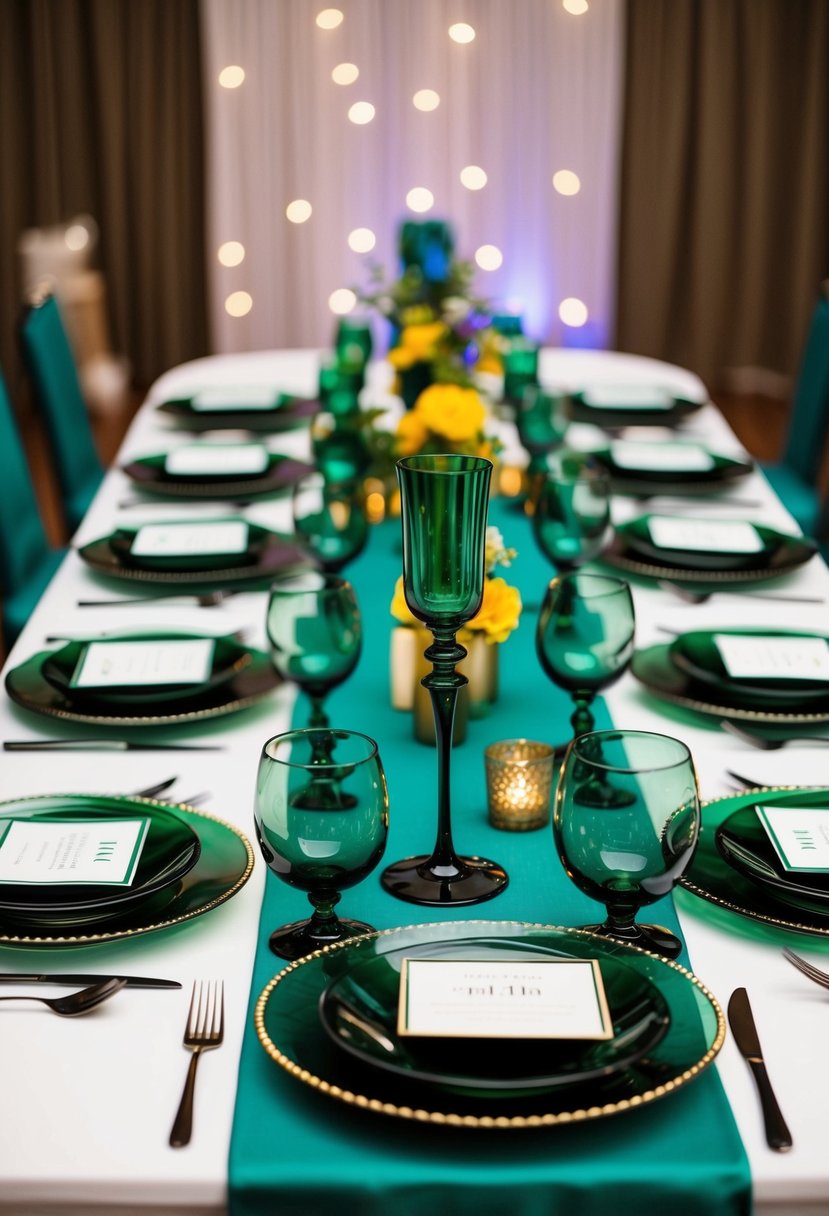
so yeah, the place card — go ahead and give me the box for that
[69,639,216,689]
[164,444,269,477]
[582,385,675,410]
[755,805,829,873]
[0,817,150,886]
[714,634,829,681]
[397,957,613,1040]
[648,516,763,554]
[130,521,250,558]
[190,386,282,412]
[610,441,714,473]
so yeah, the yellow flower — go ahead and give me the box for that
[395,409,430,456]
[415,383,486,443]
[387,322,448,370]
[390,575,419,626]
[464,577,522,644]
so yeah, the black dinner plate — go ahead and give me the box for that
[668,629,829,708]
[715,806,829,912]
[606,516,816,580]
[121,450,313,500]
[157,393,319,433]
[0,794,200,928]
[590,443,753,496]
[318,935,671,1098]
[79,521,310,585]
[568,390,704,429]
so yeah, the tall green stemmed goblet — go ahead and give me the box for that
[531,451,611,570]
[554,730,700,958]
[380,454,508,905]
[254,728,389,959]
[292,473,369,572]
[266,572,362,734]
[515,386,568,499]
[536,572,635,743]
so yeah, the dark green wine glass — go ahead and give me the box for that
[312,410,370,481]
[334,316,373,368]
[266,572,362,735]
[516,386,568,500]
[292,473,369,572]
[254,728,389,959]
[554,730,700,958]
[380,453,508,906]
[502,338,540,406]
[531,451,610,570]
[536,572,635,742]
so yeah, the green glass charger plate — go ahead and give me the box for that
[631,642,829,724]
[568,392,703,429]
[682,787,829,936]
[157,393,318,432]
[668,628,829,708]
[78,521,310,586]
[255,921,724,1129]
[120,452,313,500]
[0,793,253,946]
[5,630,280,726]
[715,805,829,912]
[590,446,752,497]
[319,934,671,1099]
[605,517,816,583]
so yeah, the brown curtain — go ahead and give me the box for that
[0,0,208,401]
[616,0,829,390]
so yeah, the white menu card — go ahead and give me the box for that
[164,444,269,476]
[582,385,674,410]
[756,805,829,873]
[610,441,714,472]
[131,521,250,558]
[69,639,216,689]
[0,817,150,886]
[714,634,829,681]
[398,957,613,1040]
[647,517,763,553]
[190,386,281,411]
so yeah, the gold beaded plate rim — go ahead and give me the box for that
[0,793,254,946]
[253,920,725,1130]
[680,786,829,938]
[604,548,809,583]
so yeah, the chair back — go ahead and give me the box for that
[782,282,829,486]
[0,368,61,646]
[19,290,104,534]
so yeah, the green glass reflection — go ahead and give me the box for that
[254,728,389,959]
[312,411,370,482]
[292,474,369,572]
[555,730,700,958]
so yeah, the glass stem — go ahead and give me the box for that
[422,628,467,873]
[307,889,341,936]
[308,695,330,729]
[570,691,596,737]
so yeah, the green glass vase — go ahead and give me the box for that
[380,453,508,906]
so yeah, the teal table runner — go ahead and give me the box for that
[230,497,750,1216]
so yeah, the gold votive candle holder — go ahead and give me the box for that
[484,738,555,831]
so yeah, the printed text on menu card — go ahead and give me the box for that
[756,806,829,874]
[131,521,250,558]
[648,517,763,554]
[398,957,613,1039]
[0,817,150,886]
[70,639,216,689]
[714,634,829,680]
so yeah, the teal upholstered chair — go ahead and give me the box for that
[761,282,829,536]
[19,290,104,535]
[0,368,64,648]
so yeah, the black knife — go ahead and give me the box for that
[3,740,224,752]
[727,987,793,1151]
[0,973,181,989]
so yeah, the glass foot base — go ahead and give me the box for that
[268,916,376,961]
[584,921,683,960]
[381,854,508,907]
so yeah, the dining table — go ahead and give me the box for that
[1,344,828,1216]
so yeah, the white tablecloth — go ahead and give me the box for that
[1,348,827,1215]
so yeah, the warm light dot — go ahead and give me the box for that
[225,291,253,317]
[332,62,359,85]
[475,244,503,271]
[286,199,313,224]
[449,22,476,43]
[64,225,89,251]
[348,227,376,253]
[563,0,589,13]
[348,101,375,125]
[460,165,487,190]
[559,297,588,327]
[406,187,434,213]
[413,88,440,112]
[329,288,357,315]
[553,170,581,196]
[316,8,343,29]
[217,241,245,267]
[218,65,245,89]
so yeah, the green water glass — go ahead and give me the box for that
[292,474,369,572]
[531,450,610,569]
[555,730,700,958]
[502,338,540,406]
[255,728,389,959]
[266,572,362,733]
[516,386,569,491]
[380,454,508,906]
[536,572,635,741]
[334,317,373,368]
[312,410,370,482]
